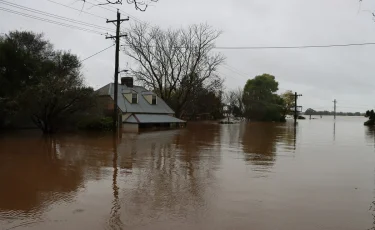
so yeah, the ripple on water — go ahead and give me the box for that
[0,119,375,230]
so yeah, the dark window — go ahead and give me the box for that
[132,93,137,104]
[152,95,157,105]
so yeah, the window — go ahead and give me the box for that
[152,95,157,105]
[132,93,138,104]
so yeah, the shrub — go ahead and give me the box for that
[364,119,375,126]
[78,117,113,131]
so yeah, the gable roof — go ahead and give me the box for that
[96,83,175,114]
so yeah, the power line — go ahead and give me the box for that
[79,0,144,24]
[224,64,250,76]
[83,0,161,35]
[120,41,375,51]
[0,0,115,33]
[214,42,375,50]
[87,0,145,24]
[80,0,116,13]
[80,44,114,62]
[220,73,237,80]
[333,100,374,107]
[221,64,290,92]
[0,7,105,35]
[46,0,107,20]
[222,64,249,79]
[221,64,248,79]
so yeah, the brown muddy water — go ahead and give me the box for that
[1,117,375,230]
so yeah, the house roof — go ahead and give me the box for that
[96,83,175,114]
[125,114,186,124]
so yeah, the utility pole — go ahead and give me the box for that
[106,10,129,132]
[294,92,303,123]
[333,99,337,120]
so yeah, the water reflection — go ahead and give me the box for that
[242,123,281,166]
[333,122,336,141]
[116,123,221,226]
[365,126,375,144]
[285,122,298,150]
[0,126,223,228]
[108,133,123,230]
[5,119,375,230]
[365,126,375,230]
[0,134,84,216]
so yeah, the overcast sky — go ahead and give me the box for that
[1,0,375,112]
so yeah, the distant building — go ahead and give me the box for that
[96,77,185,132]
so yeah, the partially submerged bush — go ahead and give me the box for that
[364,119,375,126]
[78,117,113,131]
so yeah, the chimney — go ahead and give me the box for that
[121,77,133,88]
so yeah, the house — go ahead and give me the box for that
[96,77,186,132]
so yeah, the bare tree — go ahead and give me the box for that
[358,0,375,19]
[81,0,158,11]
[226,87,244,118]
[124,23,225,117]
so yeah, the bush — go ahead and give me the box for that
[78,117,113,131]
[364,119,375,126]
[279,116,286,122]
[298,116,306,120]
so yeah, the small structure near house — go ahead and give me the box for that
[96,77,186,132]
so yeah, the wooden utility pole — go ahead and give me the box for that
[333,99,337,120]
[294,92,302,123]
[106,10,129,132]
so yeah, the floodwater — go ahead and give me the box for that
[1,117,375,230]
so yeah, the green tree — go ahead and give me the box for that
[17,52,96,133]
[280,90,295,117]
[305,108,316,115]
[243,74,279,102]
[0,31,96,133]
[364,109,375,126]
[370,110,375,120]
[172,75,224,119]
[366,110,371,117]
[242,74,284,121]
[0,31,53,127]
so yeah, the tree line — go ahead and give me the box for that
[304,108,363,116]
[0,26,226,133]
[124,23,295,122]
[1,24,295,134]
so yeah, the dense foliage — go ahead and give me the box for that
[242,74,285,122]
[364,110,375,126]
[78,117,113,131]
[225,74,293,122]
[0,31,96,133]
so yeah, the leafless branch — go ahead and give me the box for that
[91,0,158,11]
[124,23,225,117]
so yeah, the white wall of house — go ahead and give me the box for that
[143,95,152,104]
[123,93,132,103]
[123,123,139,133]
[122,113,132,122]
